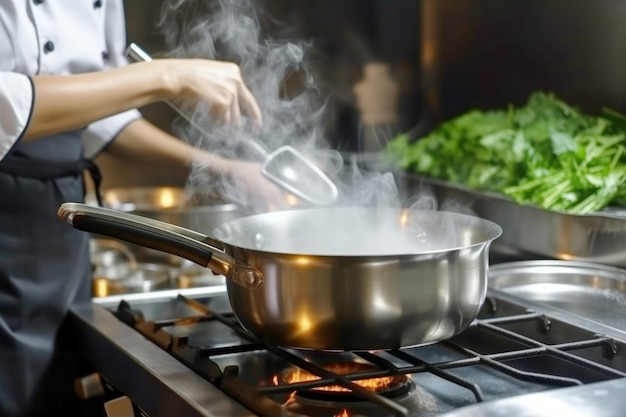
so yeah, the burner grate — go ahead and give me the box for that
[113,294,626,417]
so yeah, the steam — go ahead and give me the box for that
[155,0,479,253]
[157,0,402,211]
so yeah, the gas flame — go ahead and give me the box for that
[284,391,298,407]
[335,410,349,417]
[275,363,401,393]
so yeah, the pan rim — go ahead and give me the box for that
[213,206,503,257]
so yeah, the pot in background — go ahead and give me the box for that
[92,262,174,297]
[90,238,137,279]
[102,186,244,237]
[88,186,244,274]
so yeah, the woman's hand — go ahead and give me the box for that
[160,59,263,128]
[108,120,290,210]
[196,155,289,211]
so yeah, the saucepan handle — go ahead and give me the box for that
[57,202,263,288]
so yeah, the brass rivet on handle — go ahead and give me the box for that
[246,270,262,288]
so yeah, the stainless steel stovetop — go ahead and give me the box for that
[71,279,626,417]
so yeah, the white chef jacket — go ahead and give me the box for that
[0,0,142,161]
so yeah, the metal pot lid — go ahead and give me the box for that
[488,260,626,332]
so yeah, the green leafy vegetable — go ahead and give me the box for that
[384,91,626,214]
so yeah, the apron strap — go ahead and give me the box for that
[0,155,103,206]
[81,159,104,207]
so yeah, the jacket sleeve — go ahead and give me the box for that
[0,72,34,161]
[81,0,142,159]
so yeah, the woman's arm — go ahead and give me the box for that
[24,59,262,140]
[105,118,286,207]
[25,62,165,140]
[102,117,209,177]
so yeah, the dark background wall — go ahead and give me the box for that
[122,0,422,147]
[100,0,421,187]
[98,0,626,189]
[421,0,626,123]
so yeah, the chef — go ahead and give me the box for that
[0,1,282,415]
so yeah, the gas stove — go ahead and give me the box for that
[71,279,626,417]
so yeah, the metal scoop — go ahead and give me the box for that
[125,43,339,206]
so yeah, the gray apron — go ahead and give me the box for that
[0,131,101,416]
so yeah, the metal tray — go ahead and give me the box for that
[394,172,626,267]
[488,260,626,332]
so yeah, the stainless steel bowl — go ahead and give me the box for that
[90,238,137,279]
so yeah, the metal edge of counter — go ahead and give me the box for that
[391,171,626,267]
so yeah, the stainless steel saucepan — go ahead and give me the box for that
[58,202,501,351]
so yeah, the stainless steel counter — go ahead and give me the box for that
[75,284,626,417]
